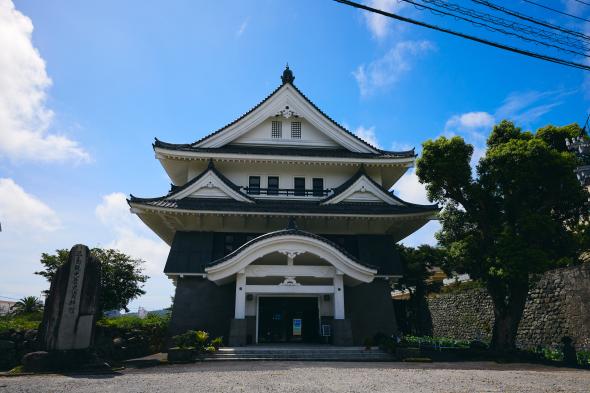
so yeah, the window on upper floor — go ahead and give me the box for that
[312,178,324,197]
[267,176,279,195]
[291,121,301,139]
[294,177,305,196]
[248,176,260,195]
[271,121,282,139]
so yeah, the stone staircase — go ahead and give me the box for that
[204,346,394,361]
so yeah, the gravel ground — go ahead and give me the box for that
[1,361,588,393]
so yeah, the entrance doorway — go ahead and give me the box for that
[257,297,320,343]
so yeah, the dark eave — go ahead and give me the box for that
[128,196,438,216]
[152,68,414,158]
[153,143,415,159]
[206,225,376,270]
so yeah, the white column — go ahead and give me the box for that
[333,272,344,320]
[234,271,246,319]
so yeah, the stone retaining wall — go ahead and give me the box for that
[426,264,590,350]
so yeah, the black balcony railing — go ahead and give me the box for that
[243,187,332,197]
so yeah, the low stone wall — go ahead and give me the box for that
[0,329,38,370]
[426,264,590,350]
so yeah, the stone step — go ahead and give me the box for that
[204,347,394,361]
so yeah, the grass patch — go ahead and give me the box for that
[401,335,471,349]
[403,357,432,362]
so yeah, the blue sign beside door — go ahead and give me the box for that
[293,318,302,336]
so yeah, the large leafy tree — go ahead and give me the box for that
[395,245,447,335]
[416,120,588,352]
[36,248,148,312]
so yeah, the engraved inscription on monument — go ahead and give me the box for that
[38,244,101,351]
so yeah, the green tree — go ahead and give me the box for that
[10,296,43,315]
[416,120,588,352]
[36,248,149,312]
[396,244,447,335]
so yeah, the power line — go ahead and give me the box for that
[472,0,590,41]
[401,0,590,57]
[573,0,590,6]
[334,0,590,71]
[0,295,20,301]
[523,0,590,23]
[421,0,590,52]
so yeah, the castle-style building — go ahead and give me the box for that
[129,67,438,345]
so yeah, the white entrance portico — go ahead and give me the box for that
[204,229,377,343]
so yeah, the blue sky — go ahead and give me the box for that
[1,0,589,311]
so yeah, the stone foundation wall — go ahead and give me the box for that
[426,264,590,350]
[428,288,493,341]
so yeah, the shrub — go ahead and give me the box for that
[170,330,221,355]
[438,280,484,295]
[577,351,590,367]
[363,337,374,350]
[95,312,170,361]
[401,335,470,349]
[211,337,223,349]
[0,312,43,333]
[195,330,209,346]
[379,337,398,354]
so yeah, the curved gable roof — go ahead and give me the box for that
[153,67,415,157]
[205,225,378,283]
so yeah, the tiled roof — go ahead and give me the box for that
[153,68,414,158]
[129,160,438,216]
[322,166,430,207]
[128,196,438,215]
[153,143,415,159]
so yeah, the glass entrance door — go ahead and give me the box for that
[258,297,320,343]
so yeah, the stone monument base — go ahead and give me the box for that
[22,349,110,372]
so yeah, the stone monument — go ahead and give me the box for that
[25,245,102,371]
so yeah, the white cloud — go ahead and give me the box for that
[236,18,249,37]
[393,169,440,246]
[362,0,406,39]
[495,90,560,124]
[0,178,60,234]
[445,112,494,132]
[96,192,169,276]
[0,0,90,163]
[393,168,430,205]
[443,89,569,168]
[353,40,435,97]
[390,141,413,151]
[96,192,174,311]
[354,125,381,148]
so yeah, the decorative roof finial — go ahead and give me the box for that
[287,217,298,230]
[281,64,295,84]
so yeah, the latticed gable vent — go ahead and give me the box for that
[291,121,302,139]
[271,121,282,139]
